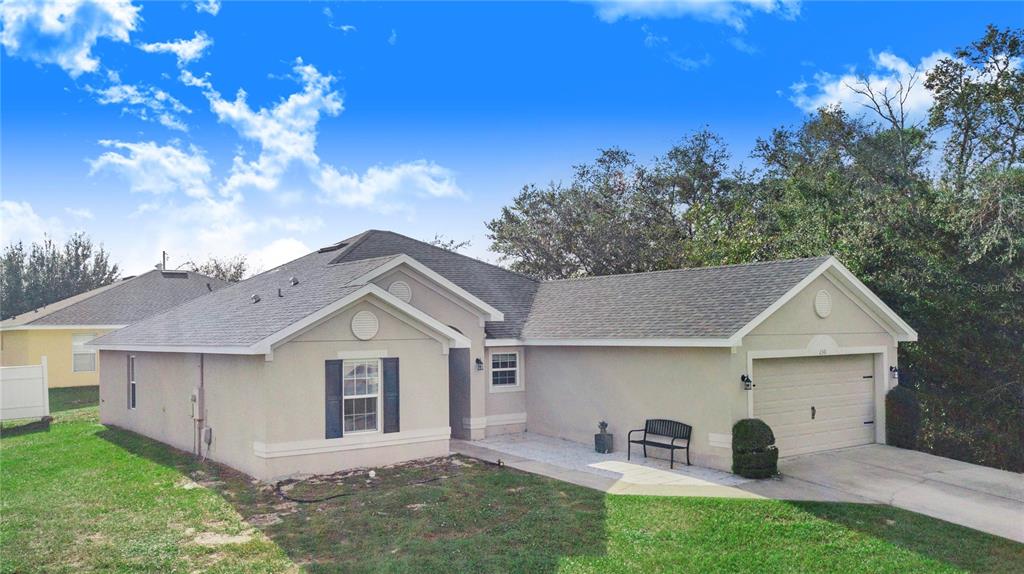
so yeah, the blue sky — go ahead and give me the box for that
[2,1,1020,274]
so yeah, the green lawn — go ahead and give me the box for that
[1,388,1021,573]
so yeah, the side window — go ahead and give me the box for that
[128,355,137,410]
[72,333,97,372]
[491,352,518,387]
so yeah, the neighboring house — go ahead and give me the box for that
[89,231,916,480]
[1,270,227,387]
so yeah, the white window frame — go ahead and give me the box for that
[72,333,97,373]
[342,358,382,434]
[128,354,137,410]
[489,351,523,393]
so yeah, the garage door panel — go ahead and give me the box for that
[753,354,875,456]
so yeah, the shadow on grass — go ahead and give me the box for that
[98,426,610,573]
[0,416,52,437]
[788,501,1024,574]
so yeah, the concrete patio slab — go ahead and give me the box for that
[452,434,1024,542]
[451,433,761,498]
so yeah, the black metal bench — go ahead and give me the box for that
[628,419,692,468]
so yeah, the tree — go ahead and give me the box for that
[182,255,249,283]
[427,235,472,252]
[926,25,1024,190]
[0,233,120,319]
[486,27,1024,471]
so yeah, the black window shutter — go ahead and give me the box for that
[325,360,343,439]
[383,357,400,433]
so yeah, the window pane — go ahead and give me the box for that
[492,369,517,386]
[343,397,378,431]
[73,353,96,372]
[492,353,516,369]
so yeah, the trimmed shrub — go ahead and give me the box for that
[886,385,920,450]
[733,447,779,479]
[732,419,778,478]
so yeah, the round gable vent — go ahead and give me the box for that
[351,310,379,340]
[814,289,833,318]
[388,280,412,303]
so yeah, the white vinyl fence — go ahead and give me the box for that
[0,357,50,421]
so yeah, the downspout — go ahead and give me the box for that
[196,353,206,459]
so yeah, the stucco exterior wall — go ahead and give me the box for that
[523,273,903,472]
[100,297,451,481]
[3,328,113,387]
[483,346,527,436]
[370,267,489,440]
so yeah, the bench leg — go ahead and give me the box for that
[686,447,690,466]
[670,449,675,469]
[643,443,647,458]
[627,443,631,461]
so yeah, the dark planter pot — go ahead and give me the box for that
[595,433,614,454]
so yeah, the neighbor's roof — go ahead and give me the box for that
[1,270,227,329]
[90,253,402,348]
[520,257,832,341]
[328,230,539,338]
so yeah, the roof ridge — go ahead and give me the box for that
[359,230,540,284]
[540,255,833,284]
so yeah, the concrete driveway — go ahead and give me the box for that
[740,444,1024,542]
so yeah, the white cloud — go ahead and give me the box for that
[323,7,356,32]
[139,31,212,67]
[89,140,213,198]
[194,0,220,16]
[249,237,310,271]
[668,52,711,71]
[314,160,464,207]
[184,58,344,196]
[0,201,64,246]
[85,83,191,131]
[0,0,140,77]
[388,29,398,46]
[729,36,758,55]
[592,0,799,31]
[790,50,949,122]
[65,207,95,220]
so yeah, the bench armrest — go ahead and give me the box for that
[670,436,689,447]
[628,429,646,441]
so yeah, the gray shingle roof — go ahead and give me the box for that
[91,253,399,348]
[520,257,830,340]
[90,230,833,350]
[2,270,227,328]
[328,231,539,339]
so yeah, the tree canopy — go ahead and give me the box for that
[487,26,1023,471]
[0,233,120,320]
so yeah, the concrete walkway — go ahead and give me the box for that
[451,433,1024,542]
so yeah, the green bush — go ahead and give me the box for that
[732,418,775,454]
[886,385,920,450]
[732,419,778,478]
[732,448,779,479]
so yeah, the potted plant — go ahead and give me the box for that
[595,421,613,453]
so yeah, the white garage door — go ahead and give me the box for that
[753,354,875,457]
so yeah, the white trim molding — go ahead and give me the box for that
[253,426,451,459]
[486,412,527,427]
[486,337,735,348]
[336,349,389,360]
[348,255,504,321]
[89,285,471,355]
[3,324,127,331]
[461,416,488,431]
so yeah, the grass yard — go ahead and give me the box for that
[1,388,1021,573]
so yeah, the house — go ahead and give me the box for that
[1,270,227,387]
[89,231,917,480]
